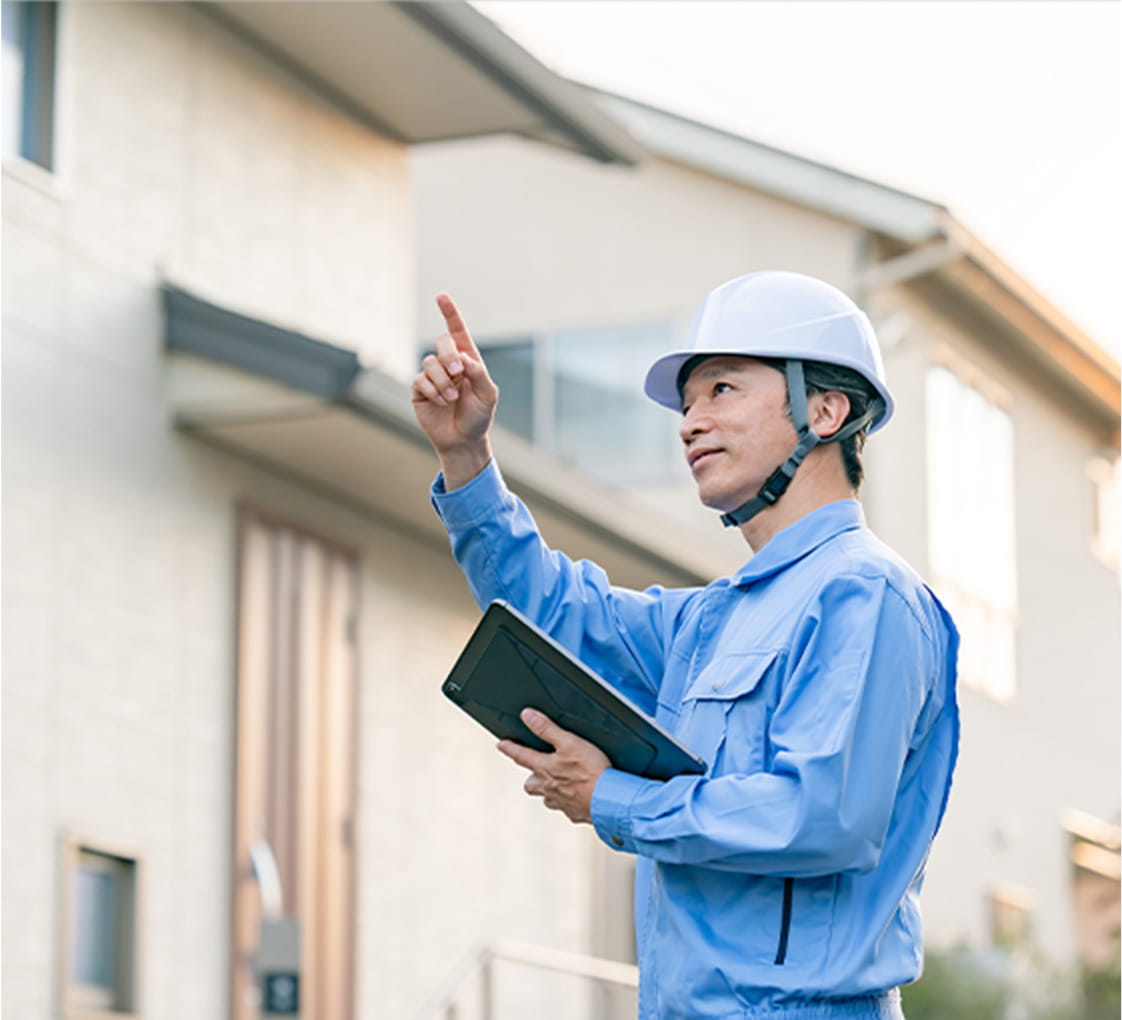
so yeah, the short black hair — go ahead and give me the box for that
[758,357,873,490]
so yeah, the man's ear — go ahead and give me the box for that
[810,390,851,439]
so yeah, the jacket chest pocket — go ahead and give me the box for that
[679,651,777,774]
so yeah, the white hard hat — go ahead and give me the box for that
[644,270,894,431]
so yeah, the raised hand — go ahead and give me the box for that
[411,293,499,489]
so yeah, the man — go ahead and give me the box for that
[412,271,959,1019]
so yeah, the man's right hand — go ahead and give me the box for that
[411,293,499,489]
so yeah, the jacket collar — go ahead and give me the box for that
[732,499,865,586]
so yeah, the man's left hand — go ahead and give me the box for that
[497,709,611,825]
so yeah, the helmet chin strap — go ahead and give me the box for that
[719,361,884,528]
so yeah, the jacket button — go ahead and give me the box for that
[712,678,725,691]
[611,835,624,848]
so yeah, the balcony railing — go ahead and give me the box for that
[414,938,639,1020]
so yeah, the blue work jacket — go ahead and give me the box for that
[433,463,959,1019]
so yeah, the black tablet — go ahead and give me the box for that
[442,600,707,781]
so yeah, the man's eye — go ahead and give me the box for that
[713,382,732,396]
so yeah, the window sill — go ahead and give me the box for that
[2,153,63,201]
[62,1007,136,1020]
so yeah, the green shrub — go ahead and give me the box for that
[901,943,1121,1020]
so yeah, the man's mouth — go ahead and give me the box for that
[688,448,722,470]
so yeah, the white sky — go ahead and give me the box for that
[475,1,1121,357]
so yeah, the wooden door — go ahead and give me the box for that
[231,510,360,1020]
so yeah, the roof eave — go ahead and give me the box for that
[938,215,1120,427]
[200,1,642,166]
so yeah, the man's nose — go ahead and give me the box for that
[679,405,710,443]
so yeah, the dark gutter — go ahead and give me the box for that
[163,285,361,400]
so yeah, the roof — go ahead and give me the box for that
[202,1,643,165]
[590,88,1120,429]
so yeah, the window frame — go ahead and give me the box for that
[1088,452,1120,570]
[58,835,141,1019]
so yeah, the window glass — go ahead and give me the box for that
[552,325,677,486]
[1,0,55,168]
[989,885,1035,950]
[65,847,136,1013]
[1088,454,1120,569]
[485,339,536,442]
[471,323,679,486]
[926,365,1017,701]
[2,1,27,157]
[72,863,118,990]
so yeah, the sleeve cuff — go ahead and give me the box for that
[591,768,651,854]
[430,459,512,529]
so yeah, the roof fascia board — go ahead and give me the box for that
[940,257,1121,422]
[592,90,942,243]
[395,2,643,165]
[163,286,361,400]
[943,217,1121,382]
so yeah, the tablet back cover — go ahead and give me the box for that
[443,601,705,781]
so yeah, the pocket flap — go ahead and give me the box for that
[684,649,777,702]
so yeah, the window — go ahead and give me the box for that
[988,883,1036,951]
[926,362,1018,701]
[479,323,680,487]
[1088,454,1120,569]
[2,0,57,169]
[63,843,138,1015]
[1064,809,1121,969]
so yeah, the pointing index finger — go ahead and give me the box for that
[435,293,482,359]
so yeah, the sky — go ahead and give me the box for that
[475,1,1121,358]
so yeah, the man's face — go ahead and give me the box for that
[678,356,795,513]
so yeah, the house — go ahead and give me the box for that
[411,88,1121,972]
[0,3,686,1018]
[3,2,1117,1018]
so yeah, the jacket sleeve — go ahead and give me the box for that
[590,571,944,876]
[431,461,697,712]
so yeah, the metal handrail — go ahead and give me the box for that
[248,838,283,920]
[415,938,639,1020]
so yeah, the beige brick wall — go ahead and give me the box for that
[2,4,594,1018]
[16,1,414,377]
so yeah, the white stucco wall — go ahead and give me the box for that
[873,289,1122,962]
[2,4,594,1018]
[412,134,862,339]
